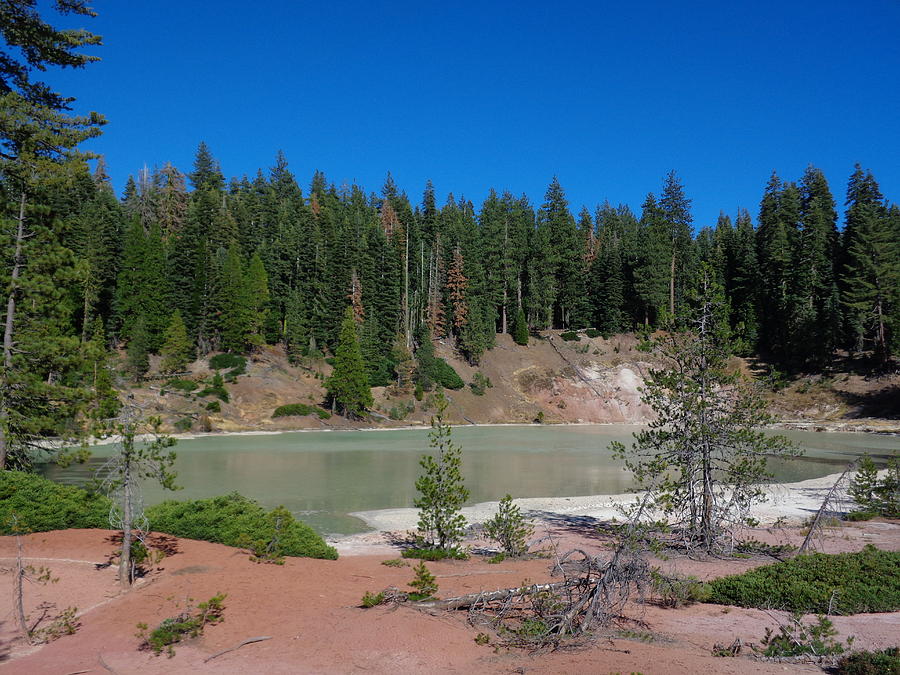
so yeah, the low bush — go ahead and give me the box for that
[401,547,467,561]
[360,591,385,608]
[198,373,229,402]
[166,379,198,393]
[137,593,226,657]
[0,471,112,534]
[849,454,900,518]
[758,613,850,658]
[560,331,580,341]
[208,353,246,372]
[469,372,493,396]
[388,401,414,421]
[707,545,900,614]
[272,403,331,419]
[146,493,338,560]
[650,570,710,608]
[174,417,193,432]
[427,357,464,390]
[585,328,601,338]
[408,561,438,600]
[205,400,221,413]
[836,647,900,675]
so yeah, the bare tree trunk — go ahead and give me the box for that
[0,191,27,469]
[119,458,133,588]
[669,250,676,317]
[14,532,31,644]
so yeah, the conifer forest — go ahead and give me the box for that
[1,1,899,467]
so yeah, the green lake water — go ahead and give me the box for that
[40,425,900,536]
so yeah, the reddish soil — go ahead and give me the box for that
[2,520,898,674]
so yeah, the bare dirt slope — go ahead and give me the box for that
[126,332,900,434]
[2,520,898,674]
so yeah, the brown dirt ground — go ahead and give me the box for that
[2,519,898,675]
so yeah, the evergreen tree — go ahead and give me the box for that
[611,267,798,553]
[324,307,373,418]
[414,395,469,552]
[512,307,529,345]
[216,242,251,352]
[160,310,192,373]
[125,316,150,380]
[245,251,270,348]
[633,194,670,326]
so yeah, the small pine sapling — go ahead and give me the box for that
[483,495,533,557]
[408,561,438,600]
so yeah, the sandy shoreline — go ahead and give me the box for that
[331,471,860,554]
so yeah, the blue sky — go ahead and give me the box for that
[46,0,900,228]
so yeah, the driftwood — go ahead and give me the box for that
[414,582,569,611]
[203,636,272,663]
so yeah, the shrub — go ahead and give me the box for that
[166,379,198,393]
[360,591,386,608]
[560,331,580,341]
[205,400,221,413]
[137,593,226,657]
[707,545,900,614]
[428,357,464,390]
[146,493,337,560]
[208,353,246,371]
[389,401,415,421]
[836,648,900,675]
[0,471,112,534]
[272,403,331,419]
[650,570,710,607]
[483,494,533,556]
[758,613,849,658]
[401,547,467,561]
[198,373,229,402]
[173,417,193,432]
[585,328,601,338]
[469,372,493,396]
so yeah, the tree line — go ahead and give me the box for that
[2,2,899,469]
[64,146,900,376]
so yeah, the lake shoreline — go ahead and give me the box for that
[75,416,899,448]
[332,471,866,554]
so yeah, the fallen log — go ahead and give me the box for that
[412,581,571,611]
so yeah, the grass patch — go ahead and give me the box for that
[137,593,226,657]
[401,547,468,561]
[272,403,331,419]
[707,545,900,614]
[166,378,198,393]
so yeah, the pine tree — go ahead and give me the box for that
[245,251,270,349]
[512,307,529,345]
[215,242,251,353]
[611,267,798,554]
[324,307,373,418]
[160,310,192,373]
[633,194,670,326]
[414,395,469,552]
[125,316,150,380]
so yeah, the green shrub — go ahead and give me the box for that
[401,547,467,561]
[707,545,900,614]
[585,328,601,338]
[758,613,849,657]
[137,593,226,657]
[360,591,386,608]
[560,331,580,341]
[174,417,193,432]
[0,471,112,534]
[845,510,876,522]
[428,357,464,390]
[166,378,198,393]
[146,493,337,560]
[650,570,710,607]
[469,372,493,396]
[483,494,533,556]
[388,401,415,421]
[272,403,331,419]
[850,454,900,518]
[205,400,221,413]
[198,373,229,402]
[208,353,246,371]
[836,648,900,675]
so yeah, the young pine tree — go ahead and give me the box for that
[125,316,151,380]
[611,266,799,554]
[415,395,469,553]
[159,310,192,374]
[324,307,373,418]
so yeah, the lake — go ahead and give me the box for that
[41,425,900,535]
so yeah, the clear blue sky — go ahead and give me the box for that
[47,0,900,229]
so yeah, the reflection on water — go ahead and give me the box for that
[41,425,899,535]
